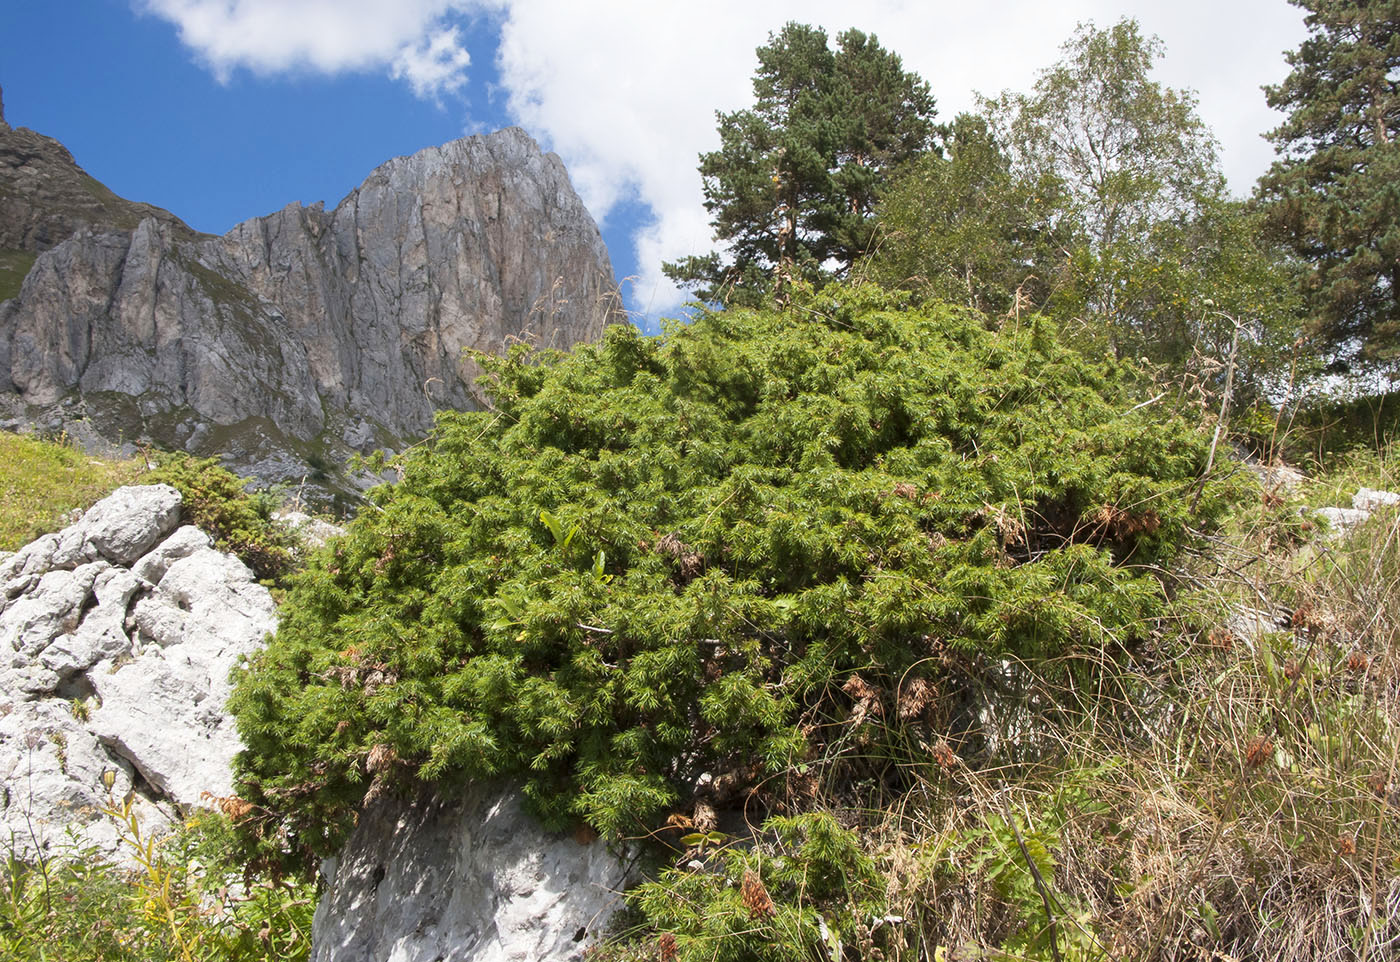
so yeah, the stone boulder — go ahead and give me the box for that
[274,509,345,555]
[0,484,277,858]
[312,783,636,962]
[1314,486,1400,540]
[1353,487,1400,513]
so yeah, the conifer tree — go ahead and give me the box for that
[664,23,935,305]
[1259,0,1400,367]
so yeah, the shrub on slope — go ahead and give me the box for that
[231,286,1227,862]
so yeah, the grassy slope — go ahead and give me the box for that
[0,247,35,302]
[595,442,1400,962]
[2,417,1395,961]
[0,431,142,550]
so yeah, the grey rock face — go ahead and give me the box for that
[312,782,636,962]
[0,126,621,497]
[0,485,277,859]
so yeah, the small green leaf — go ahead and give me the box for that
[539,509,563,544]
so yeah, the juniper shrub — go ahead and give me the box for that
[229,285,1229,864]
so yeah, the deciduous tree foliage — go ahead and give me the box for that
[962,19,1302,380]
[664,24,935,305]
[231,286,1227,864]
[1259,0,1400,367]
[866,112,1068,316]
[989,18,1220,258]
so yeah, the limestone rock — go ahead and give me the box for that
[1245,461,1307,491]
[1353,487,1400,513]
[275,510,345,554]
[0,698,175,858]
[37,567,137,677]
[130,524,212,584]
[90,544,276,805]
[54,483,183,566]
[0,563,104,663]
[1311,487,1400,541]
[0,485,277,858]
[312,783,636,962]
[0,123,621,498]
[1316,506,1372,538]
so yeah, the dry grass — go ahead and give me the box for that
[743,447,1400,962]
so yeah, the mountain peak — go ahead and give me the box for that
[0,98,191,253]
[0,118,622,503]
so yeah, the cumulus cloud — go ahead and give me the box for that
[140,0,1309,319]
[137,0,491,94]
[392,26,475,97]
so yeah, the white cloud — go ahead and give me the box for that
[393,26,474,97]
[140,0,1311,319]
[137,0,491,95]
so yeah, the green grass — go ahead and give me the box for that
[2,807,314,962]
[0,248,36,302]
[0,431,142,550]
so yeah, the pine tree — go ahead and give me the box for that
[1259,0,1400,367]
[664,24,935,305]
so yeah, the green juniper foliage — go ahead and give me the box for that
[625,812,888,962]
[231,286,1225,863]
[142,453,297,582]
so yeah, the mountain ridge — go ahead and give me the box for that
[0,83,196,254]
[0,89,621,501]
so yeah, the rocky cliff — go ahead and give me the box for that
[0,88,621,498]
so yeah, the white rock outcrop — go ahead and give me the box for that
[274,509,345,554]
[1315,486,1400,540]
[312,783,637,962]
[1353,487,1400,513]
[0,484,277,857]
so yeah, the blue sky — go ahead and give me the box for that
[1,1,1309,332]
[0,4,565,285]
